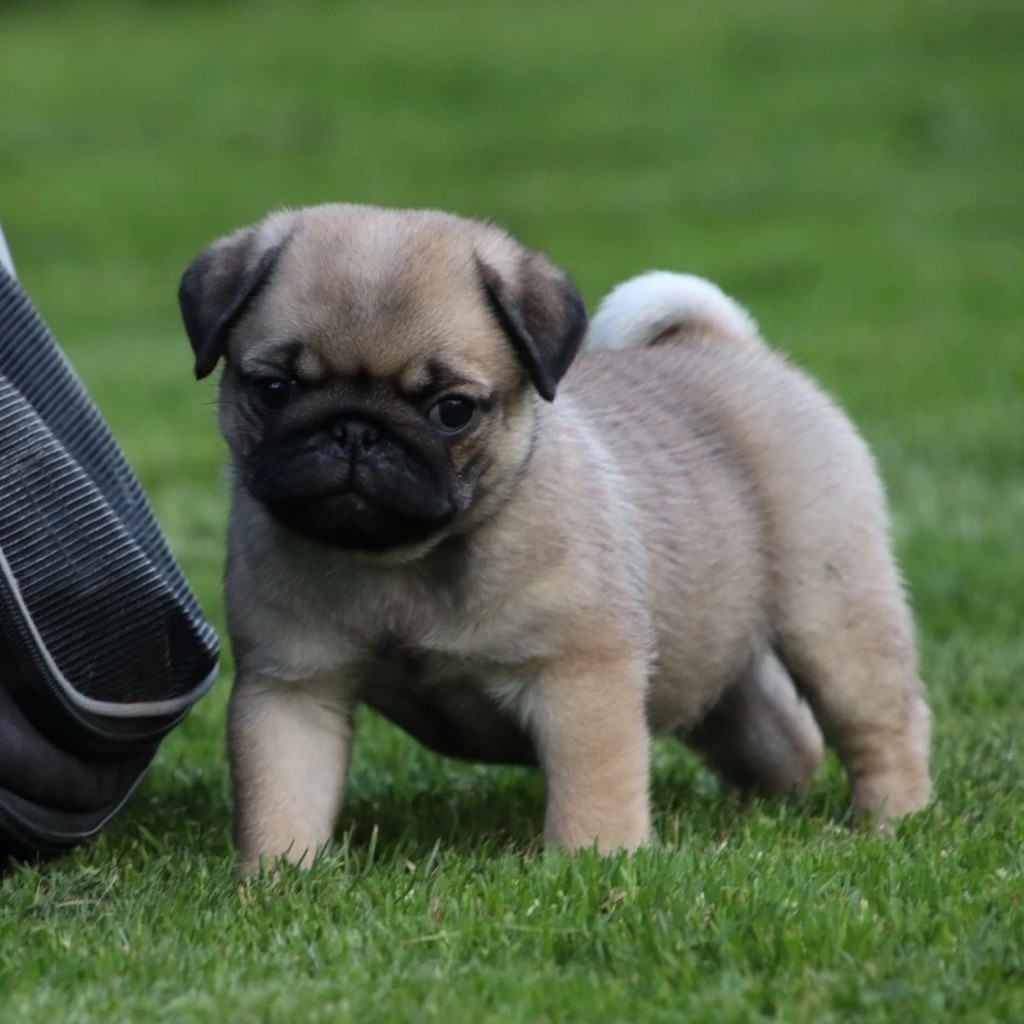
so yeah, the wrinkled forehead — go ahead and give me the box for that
[234,213,518,393]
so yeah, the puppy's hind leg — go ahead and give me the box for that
[682,651,823,797]
[771,542,931,825]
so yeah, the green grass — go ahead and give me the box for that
[1,0,1022,1020]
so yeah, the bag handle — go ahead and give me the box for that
[0,220,15,280]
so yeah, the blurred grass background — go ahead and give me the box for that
[1,1,1022,1021]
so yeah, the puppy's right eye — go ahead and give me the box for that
[254,377,291,412]
[429,395,478,435]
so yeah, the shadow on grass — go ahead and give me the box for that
[107,768,234,862]
[87,739,851,869]
[341,764,546,859]
[337,739,842,860]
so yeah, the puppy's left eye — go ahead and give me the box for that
[429,396,478,435]
[254,377,292,412]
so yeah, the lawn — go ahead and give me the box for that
[1,0,1022,1020]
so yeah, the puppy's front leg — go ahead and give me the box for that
[228,670,355,873]
[530,652,652,853]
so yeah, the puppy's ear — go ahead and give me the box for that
[178,215,295,380]
[476,251,587,402]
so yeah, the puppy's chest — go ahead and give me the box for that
[357,645,536,766]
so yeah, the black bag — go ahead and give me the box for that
[0,255,218,858]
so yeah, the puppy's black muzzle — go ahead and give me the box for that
[331,417,380,462]
[247,406,460,551]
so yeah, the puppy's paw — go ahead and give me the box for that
[851,768,932,832]
[236,837,327,876]
[543,811,652,855]
[543,834,652,856]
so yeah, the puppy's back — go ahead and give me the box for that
[575,272,880,521]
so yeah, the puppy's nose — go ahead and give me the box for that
[331,418,380,460]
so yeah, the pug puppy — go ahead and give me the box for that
[178,204,931,871]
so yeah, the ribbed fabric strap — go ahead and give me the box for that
[0,262,217,715]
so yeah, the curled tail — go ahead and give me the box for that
[586,271,763,353]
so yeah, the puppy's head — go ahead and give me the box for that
[179,204,586,553]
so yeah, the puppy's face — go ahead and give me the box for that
[179,205,586,553]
